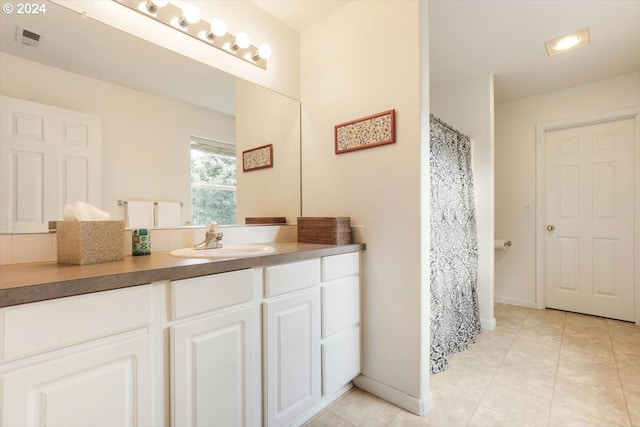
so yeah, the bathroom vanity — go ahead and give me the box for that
[0,242,363,427]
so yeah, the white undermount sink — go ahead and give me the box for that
[169,244,275,259]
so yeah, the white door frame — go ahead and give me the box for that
[535,107,640,325]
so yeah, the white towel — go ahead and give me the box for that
[156,201,181,227]
[126,201,154,228]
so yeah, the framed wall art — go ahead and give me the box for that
[334,109,396,154]
[243,144,273,172]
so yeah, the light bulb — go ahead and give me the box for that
[145,0,168,13]
[179,3,201,26]
[257,43,272,59]
[235,32,251,49]
[554,36,581,51]
[210,18,227,37]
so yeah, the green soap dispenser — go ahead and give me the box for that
[132,228,150,256]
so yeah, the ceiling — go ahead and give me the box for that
[251,0,349,33]
[1,1,637,110]
[253,0,640,103]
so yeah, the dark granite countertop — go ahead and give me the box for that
[0,242,364,308]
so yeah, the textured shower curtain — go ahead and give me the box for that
[429,114,481,374]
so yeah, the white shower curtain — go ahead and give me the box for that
[429,114,481,374]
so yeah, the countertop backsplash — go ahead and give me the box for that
[0,224,298,265]
[1,223,365,265]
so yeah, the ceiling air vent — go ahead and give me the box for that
[16,26,41,47]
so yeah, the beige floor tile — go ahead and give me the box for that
[445,346,504,378]
[388,409,455,427]
[523,309,566,327]
[494,316,526,331]
[419,389,478,426]
[508,334,561,364]
[557,350,623,393]
[473,329,516,350]
[494,302,530,314]
[467,403,547,427]
[553,376,630,426]
[478,382,551,426]
[302,410,355,427]
[328,388,401,427]
[561,335,616,364]
[492,351,556,400]
[611,335,640,353]
[622,378,640,405]
[518,325,564,345]
[549,403,629,427]
[565,312,609,328]
[429,366,492,404]
[628,400,640,427]
[617,359,640,381]
[606,318,638,331]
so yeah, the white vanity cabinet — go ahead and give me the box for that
[168,269,260,427]
[263,259,322,427]
[0,248,362,427]
[0,286,154,427]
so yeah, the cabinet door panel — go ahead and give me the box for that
[264,259,320,297]
[321,276,360,338]
[1,334,152,427]
[1,285,151,362]
[170,270,254,320]
[171,306,256,427]
[322,327,361,396]
[321,252,359,282]
[264,288,320,426]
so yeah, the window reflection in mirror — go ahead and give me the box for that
[190,138,237,225]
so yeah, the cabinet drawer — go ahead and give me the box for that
[170,269,254,320]
[264,258,320,298]
[322,327,361,396]
[1,285,152,362]
[321,252,359,282]
[322,276,360,338]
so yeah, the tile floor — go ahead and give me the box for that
[304,303,640,427]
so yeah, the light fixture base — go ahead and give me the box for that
[545,28,590,56]
[114,0,267,69]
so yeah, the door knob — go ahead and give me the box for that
[546,225,555,231]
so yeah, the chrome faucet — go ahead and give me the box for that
[194,221,224,250]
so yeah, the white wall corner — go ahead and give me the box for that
[353,375,433,416]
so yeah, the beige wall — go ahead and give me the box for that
[494,72,640,307]
[301,0,431,413]
[430,74,496,328]
[53,0,300,100]
[0,52,235,222]
[235,79,301,224]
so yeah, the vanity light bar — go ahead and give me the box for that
[113,0,269,70]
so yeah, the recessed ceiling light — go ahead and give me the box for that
[545,28,590,56]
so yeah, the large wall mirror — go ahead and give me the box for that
[0,1,301,233]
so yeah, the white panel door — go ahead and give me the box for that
[0,95,102,233]
[545,117,635,321]
[264,287,321,427]
[171,306,257,427]
[1,334,152,427]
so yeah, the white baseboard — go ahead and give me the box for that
[480,317,496,330]
[352,374,432,416]
[494,296,537,309]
